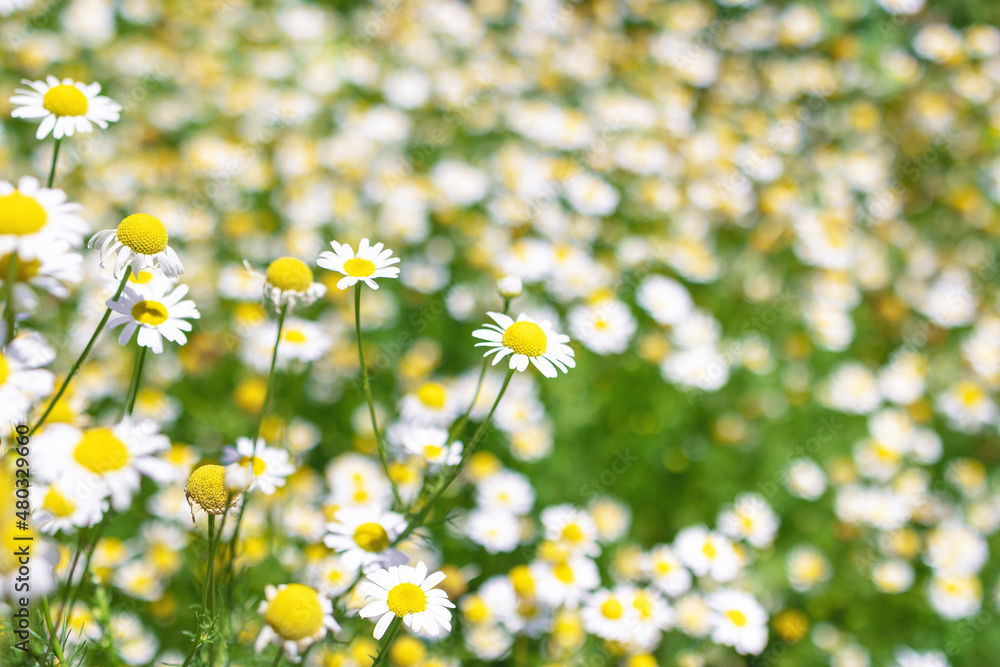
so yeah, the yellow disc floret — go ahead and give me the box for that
[386,582,428,617]
[0,354,8,386]
[353,522,389,552]
[43,84,89,116]
[0,192,47,235]
[131,300,169,326]
[416,382,446,408]
[43,487,77,518]
[600,599,623,620]
[266,257,314,292]
[185,464,238,523]
[726,609,748,627]
[116,214,169,255]
[263,584,325,641]
[344,257,376,277]
[502,321,547,357]
[74,428,130,474]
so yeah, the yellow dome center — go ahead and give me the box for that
[263,584,325,641]
[238,455,267,476]
[633,592,653,619]
[343,257,376,277]
[0,254,41,282]
[129,270,155,284]
[185,464,232,513]
[353,522,389,552]
[502,321,547,357]
[509,565,535,597]
[283,329,307,343]
[266,257,314,292]
[42,84,89,116]
[73,428,130,474]
[416,382,446,408]
[561,523,584,543]
[553,562,575,584]
[423,444,443,459]
[390,636,426,666]
[0,354,8,386]
[43,487,76,518]
[116,214,169,255]
[600,599,623,620]
[0,192,47,235]
[386,582,428,617]
[131,300,169,326]
[726,609,747,627]
[702,541,717,559]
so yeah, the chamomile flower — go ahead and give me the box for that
[306,554,359,597]
[220,437,294,496]
[88,214,184,278]
[317,238,400,290]
[256,583,340,661]
[359,561,455,639]
[399,380,462,426]
[706,589,768,655]
[4,243,84,308]
[473,312,575,378]
[35,419,173,511]
[324,507,407,572]
[244,256,326,311]
[9,76,121,140]
[0,177,88,258]
[184,464,241,525]
[106,283,200,354]
[0,331,54,425]
[675,526,741,582]
[399,425,463,467]
[533,555,600,609]
[464,508,521,553]
[645,544,693,597]
[581,588,633,641]
[31,476,107,534]
[542,505,600,557]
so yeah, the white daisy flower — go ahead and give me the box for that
[9,76,121,140]
[316,238,400,290]
[105,283,200,354]
[243,317,332,371]
[399,425,463,468]
[34,419,173,511]
[675,525,742,583]
[707,589,768,655]
[398,380,462,426]
[532,555,600,609]
[464,508,521,554]
[255,583,340,661]
[645,544,693,597]
[541,504,600,557]
[475,470,535,516]
[31,475,107,534]
[306,555,359,598]
[220,437,294,496]
[324,507,408,573]
[359,561,455,639]
[581,587,634,641]
[0,331,54,425]
[473,312,575,378]
[244,257,326,311]
[5,242,83,310]
[88,214,184,279]
[0,176,88,258]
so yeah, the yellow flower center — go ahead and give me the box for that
[185,464,233,514]
[465,596,490,623]
[0,192,47,235]
[416,382,446,408]
[283,329,307,343]
[263,584,325,641]
[353,522,390,552]
[726,609,748,627]
[116,213,169,255]
[43,487,76,518]
[553,561,575,584]
[0,254,41,282]
[633,592,653,619]
[390,636,427,666]
[702,541,717,559]
[266,257,314,292]
[386,582,428,617]
[502,321,547,357]
[131,300,169,326]
[562,523,584,543]
[509,565,535,597]
[423,444,443,459]
[0,354,8,385]
[129,270,155,284]
[73,428,130,474]
[238,456,267,476]
[600,599,623,620]
[42,84,89,116]
[344,257,376,277]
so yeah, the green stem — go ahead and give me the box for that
[59,514,109,648]
[371,616,403,667]
[47,138,62,188]
[398,367,515,544]
[40,596,67,666]
[122,343,148,418]
[270,650,285,667]
[354,284,403,508]
[31,269,132,435]
[54,529,87,630]
[4,251,16,345]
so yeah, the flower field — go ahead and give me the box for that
[1,1,1000,666]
